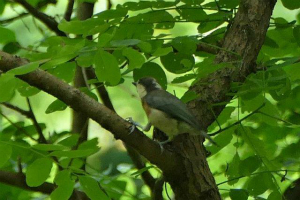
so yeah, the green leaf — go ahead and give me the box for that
[122,47,145,69]
[247,173,274,196]
[49,149,99,158]
[0,27,16,44]
[79,176,110,200]
[293,26,300,46]
[181,91,198,103]
[172,37,197,55]
[160,52,194,74]
[0,73,17,102]
[127,11,175,29]
[176,5,207,21]
[206,127,234,155]
[172,74,196,83]
[229,189,248,200]
[78,138,99,150]
[26,158,53,187]
[32,144,69,151]
[17,81,40,97]
[137,41,152,53]
[58,134,80,147]
[239,156,261,176]
[152,47,173,56]
[49,62,76,83]
[7,61,39,75]
[3,42,21,54]
[76,51,96,68]
[79,87,98,101]
[40,54,77,70]
[45,99,67,114]
[110,39,140,47]
[98,33,114,47]
[267,191,281,200]
[0,144,12,167]
[95,8,127,20]
[58,18,108,36]
[225,153,241,185]
[133,62,167,89]
[0,0,6,14]
[94,50,121,86]
[181,0,205,5]
[50,180,74,200]
[219,0,239,9]
[51,170,74,200]
[196,57,232,79]
[281,0,300,10]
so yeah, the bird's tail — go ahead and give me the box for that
[200,130,217,146]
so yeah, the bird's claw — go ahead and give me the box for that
[126,117,140,134]
[157,139,171,154]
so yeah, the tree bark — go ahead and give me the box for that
[163,0,277,199]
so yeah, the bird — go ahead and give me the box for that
[131,77,216,145]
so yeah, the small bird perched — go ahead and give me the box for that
[132,77,215,145]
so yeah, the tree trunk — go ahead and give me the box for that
[162,0,277,199]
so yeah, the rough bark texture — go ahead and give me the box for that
[0,0,277,199]
[0,51,176,174]
[163,0,277,199]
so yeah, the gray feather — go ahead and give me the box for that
[144,90,201,130]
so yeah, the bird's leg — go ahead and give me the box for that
[143,122,152,132]
[157,138,172,153]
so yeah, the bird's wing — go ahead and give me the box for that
[144,90,201,130]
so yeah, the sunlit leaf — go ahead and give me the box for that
[26,158,53,187]
[94,50,121,85]
[79,176,110,200]
[45,99,67,114]
[0,144,12,167]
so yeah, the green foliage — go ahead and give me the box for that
[0,143,12,167]
[26,158,53,187]
[1,0,300,199]
[79,176,110,200]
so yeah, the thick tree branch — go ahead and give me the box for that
[86,68,156,190]
[0,51,177,175]
[0,170,88,200]
[14,0,66,36]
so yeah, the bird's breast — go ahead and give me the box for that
[146,107,179,138]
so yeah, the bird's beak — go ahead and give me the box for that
[132,82,137,86]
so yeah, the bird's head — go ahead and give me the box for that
[133,77,162,98]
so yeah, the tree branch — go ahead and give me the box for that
[14,0,66,36]
[0,170,88,200]
[26,98,47,143]
[85,68,156,190]
[1,102,31,118]
[0,51,177,174]
[64,0,75,21]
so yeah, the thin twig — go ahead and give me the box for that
[1,103,31,118]
[0,112,38,142]
[217,169,298,186]
[26,98,47,143]
[209,103,265,136]
[257,111,295,125]
[14,0,66,36]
